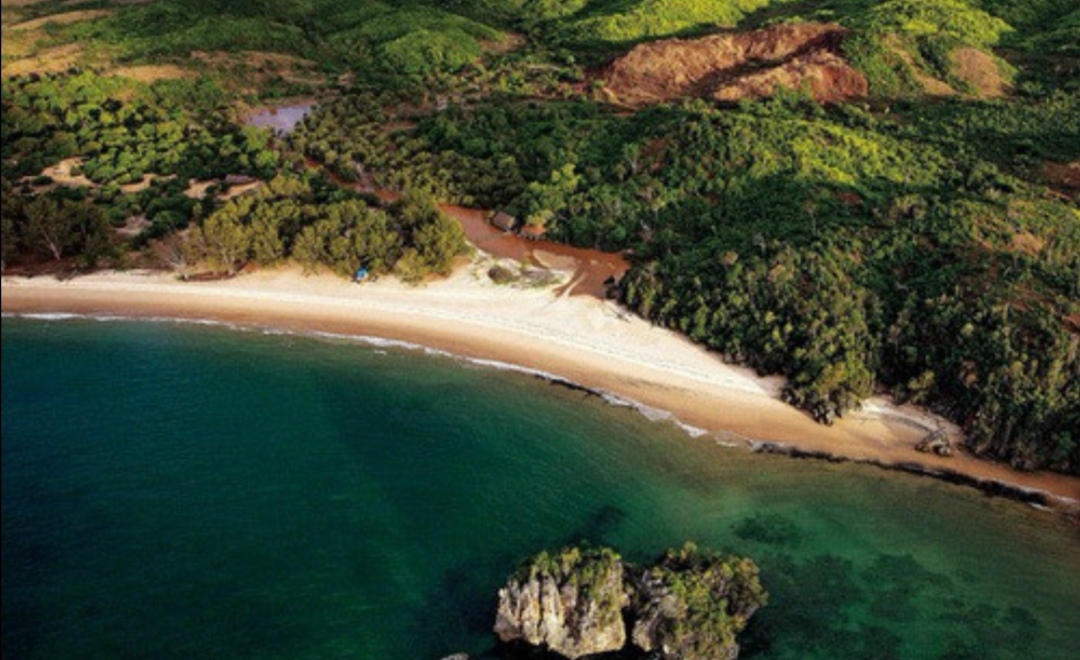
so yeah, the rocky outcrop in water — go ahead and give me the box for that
[495,543,767,660]
[630,546,767,660]
[494,546,628,658]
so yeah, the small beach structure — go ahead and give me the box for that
[488,211,518,232]
[224,174,256,186]
[354,266,369,283]
[520,221,547,241]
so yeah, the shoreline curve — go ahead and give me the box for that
[3,264,1078,515]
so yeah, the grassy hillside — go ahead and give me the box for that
[2,0,509,87]
[2,0,1078,472]
[4,1,1072,92]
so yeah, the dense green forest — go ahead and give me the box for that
[0,72,465,278]
[289,90,1077,471]
[2,0,1077,472]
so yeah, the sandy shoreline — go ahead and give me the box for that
[3,263,1078,511]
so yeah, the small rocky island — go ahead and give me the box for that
[495,543,767,659]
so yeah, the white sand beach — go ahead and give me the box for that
[4,261,1078,508]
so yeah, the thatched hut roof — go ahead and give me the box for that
[489,211,518,232]
[520,223,547,240]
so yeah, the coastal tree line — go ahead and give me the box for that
[3,0,1079,472]
[184,175,467,281]
[288,89,1079,473]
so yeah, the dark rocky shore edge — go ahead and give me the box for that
[749,441,1079,520]
[7,306,1073,518]
[528,374,1079,520]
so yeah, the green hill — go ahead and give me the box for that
[2,0,1077,472]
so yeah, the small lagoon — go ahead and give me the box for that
[245,101,315,135]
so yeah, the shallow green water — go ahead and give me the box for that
[2,317,1077,659]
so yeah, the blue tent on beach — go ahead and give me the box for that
[354,266,369,282]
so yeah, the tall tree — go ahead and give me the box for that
[201,207,251,273]
[24,198,72,261]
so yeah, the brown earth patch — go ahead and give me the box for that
[1065,313,1080,335]
[1039,161,1080,199]
[109,64,191,82]
[119,173,177,194]
[190,50,324,92]
[1007,231,1046,256]
[8,8,110,31]
[0,27,35,57]
[61,0,150,5]
[186,178,264,202]
[1,0,53,7]
[950,47,1008,98]
[1,6,26,27]
[480,32,524,54]
[192,50,317,74]
[221,180,264,199]
[434,202,627,299]
[24,157,181,197]
[883,35,955,97]
[601,22,867,107]
[880,37,1006,99]
[29,157,93,189]
[2,42,83,76]
[713,48,868,103]
[184,180,216,200]
[115,215,151,239]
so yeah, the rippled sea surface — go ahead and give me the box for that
[3,317,1078,659]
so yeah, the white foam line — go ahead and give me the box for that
[9,310,718,441]
[598,387,711,439]
[7,312,83,321]
[14,277,773,397]
[8,311,247,329]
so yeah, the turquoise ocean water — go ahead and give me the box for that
[2,316,1078,659]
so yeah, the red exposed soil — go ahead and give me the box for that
[442,204,628,299]
[601,23,867,107]
[293,114,629,299]
[349,183,627,299]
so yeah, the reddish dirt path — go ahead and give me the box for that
[298,126,628,297]
[441,203,628,298]
[353,181,628,299]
